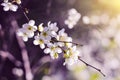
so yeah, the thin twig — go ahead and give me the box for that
[19,5,30,21]
[58,40,83,46]
[78,56,106,77]
[51,37,83,46]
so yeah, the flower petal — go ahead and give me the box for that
[44,48,50,54]
[3,6,9,11]
[10,5,18,12]
[29,20,35,26]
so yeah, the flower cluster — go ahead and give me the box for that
[1,0,21,12]
[17,20,37,41]
[17,20,81,66]
[65,8,81,29]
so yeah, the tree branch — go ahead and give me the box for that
[78,56,106,77]
[19,5,30,22]
[0,51,22,67]
[11,20,33,80]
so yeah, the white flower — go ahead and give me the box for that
[17,28,31,41]
[40,27,51,41]
[63,46,80,66]
[57,28,72,47]
[22,20,37,37]
[47,22,59,37]
[65,19,76,29]
[39,22,59,41]
[44,43,62,59]
[17,20,37,41]
[1,0,18,12]
[58,29,72,42]
[48,22,58,32]
[33,34,48,49]
[22,20,37,32]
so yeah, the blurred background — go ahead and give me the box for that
[0,0,120,80]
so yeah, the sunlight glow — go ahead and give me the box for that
[99,0,120,11]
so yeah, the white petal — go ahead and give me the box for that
[3,6,9,11]
[54,26,58,32]
[50,53,56,59]
[59,28,65,35]
[10,5,18,12]
[29,20,35,26]
[53,23,58,32]
[23,37,28,42]
[66,58,74,65]
[65,43,72,48]
[47,21,51,26]
[72,46,77,51]
[46,43,52,47]
[1,3,7,6]
[66,37,72,42]
[34,35,39,39]
[33,40,39,45]
[33,26,37,31]
[40,44,45,49]
[63,62,66,66]
[57,42,64,47]
[44,48,51,54]
[28,32,34,38]
[17,29,24,36]
[56,48,62,53]
[22,24,28,28]
[49,23,58,32]
[46,36,51,41]
[50,31,57,37]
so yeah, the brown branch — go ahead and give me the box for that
[11,20,33,80]
[51,37,83,46]
[0,51,22,67]
[58,40,83,46]
[78,56,106,77]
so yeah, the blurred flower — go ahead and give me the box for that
[90,15,100,25]
[82,16,90,24]
[99,13,109,24]
[1,0,18,12]
[17,28,30,41]
[12,68,23,77]
[65,8,81,29]
[42,73,63,80]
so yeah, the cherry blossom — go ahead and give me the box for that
[17,20,37,41]
[1,0,18,12]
